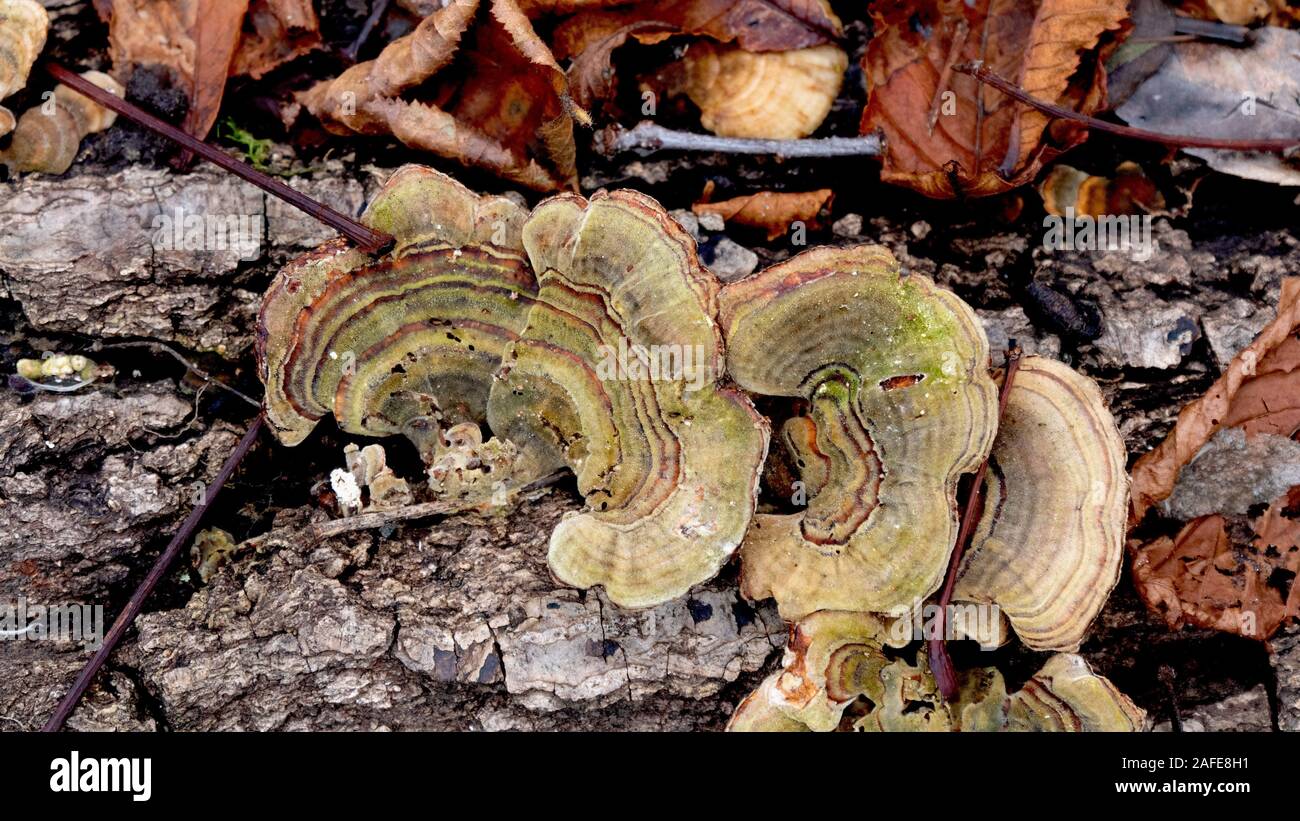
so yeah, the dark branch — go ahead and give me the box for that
[41,414,265,732]
[45,63,394,254]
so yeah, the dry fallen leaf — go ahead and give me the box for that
[1114,26,1300,187]
[183,0,249,145]
[1129,278,1300,639]
[692,186,833,239]
[300,0,583,191]
[231,0,322,79]
[101,0,320,141]
[860,0,1130,198]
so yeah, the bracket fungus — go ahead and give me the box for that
[0,70,123,174]
[486,189,769,608]
[727,611,1145,732]
[672,41,848,140]
[718,245,999,620]
[952,355,1128,652]
[0,0,47,138]
[258,165,537,461]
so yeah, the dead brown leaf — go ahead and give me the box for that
[1129,278,1300,639]
[182,0,249,146]
[301,0,583,192]
[1132,491,1300,639]
[103,0,320,141]
[860,0,1130,199]
[692,186,833,240]
[231,0,322,79]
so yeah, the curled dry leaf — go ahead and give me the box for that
[258,165,537,461]
[719,245,999,620]
[860,0,1130,198]
[726,611,1145,732]
[300,0,583,192]
[486,189,769,608]
[1,71,125,174]
[692,186,833,240]
[231,0,322,79]
[0,0,48,138]
[671,41,847,139]
[1039,161,1165,217]
[101,0,320,141]
[953,355,1129,652]
[1129,278,1300,640]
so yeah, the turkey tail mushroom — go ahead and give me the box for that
[0,0,47,139]
[952,356,1128,652]
[673,41,847,139]
[727,611,1145,732]
[719,245,999,620]
[487,189,769,609]
[1,70,123,174]
[257,165,537,461]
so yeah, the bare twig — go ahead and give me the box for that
[45,63,394,254]
[99,340,261,409]
[956,62,1300,152]
[599,122,883,158]
[42,414,264,732]
[928,345,1022,702]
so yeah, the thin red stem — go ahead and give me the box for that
[44,63,393,254]
[41,414,264,732]
[928,347,1021,701]
[955,62,1300,152]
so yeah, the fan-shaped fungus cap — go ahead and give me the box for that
[727,611,1145,732]
[953,355,1128,652]
[487,189,769,608]
[0,0,48,139]
[677,41,847,140]
[719,245,999,619]
[725,611,912,732]
[258,166,536,459]
[0,70,123,175]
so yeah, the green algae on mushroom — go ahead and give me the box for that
[726,610,1145,732]
[486,189,769,609]
[953,355,1128,652]
[257,165,536,461]
[718,245,999,620]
